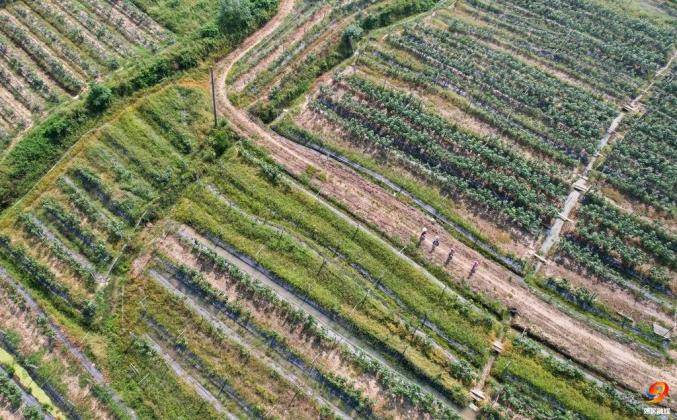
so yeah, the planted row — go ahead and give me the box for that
[388,25,616,162]
[555,194,676,295]
[601,68,676,211]
[18,213,98,290]
[312,77,566,232]
[178,232,462,418]
[462,0,675,98]
[0,14,83,94]
[41,197,112,266]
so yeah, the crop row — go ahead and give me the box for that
[555,194,676,295]
[0,0,174,148]
[53,0,135,56]
[41,197,112,267]
[228,0,325,84]
[0,66,41,113]
[461,0,675,98]
[387,25,617,163]
[0,235,94,323]
[312,76,569,232]
[0,39,59,102]
[0,96,27,128]
[238,0,381,96]
[601,68,676,211]
[77,0,165,51]
[219,148,496,356]
[23,0,120,69]
[142,268,335,419]
[173,232,462,418]
[491,335,646,419]
[56,177,127,243]
[102,0,172,42]
[539,276,667,351]
[156,258,400,418]
[18,212,98,290]
[0,13,83,94]
[11,4,101,78]
[176,180,475,404]
[358,49,561,167]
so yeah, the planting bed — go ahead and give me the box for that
[600,66,677,214]
[0,0,173,152]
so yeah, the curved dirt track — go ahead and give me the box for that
[213,0,677,404]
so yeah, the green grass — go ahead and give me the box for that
[492,336,646,420]
[273,117,523,264]
[211,146,497,360]
[169,145,502,404]
[0,347,66,419]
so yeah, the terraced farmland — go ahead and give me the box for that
[0,0,675,418]
[0,0,175,150]
[601,65,677,213]
[453,0,675,101]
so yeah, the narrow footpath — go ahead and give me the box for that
[535,50,677,265]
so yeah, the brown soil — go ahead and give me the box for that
[600,184,677,233]
[543,261,670,322]
[214,0,677,405]
[0,85,32,122]
[0,11,86,80]
[0,34,65,97]
[50,0,134,56]
[295,101,534,259]
[0,62,44,111]
[32,0,122,60]
[0,406,22,419]
[0,281,114,419]
[449,7,618,104]
[78,0,156,48]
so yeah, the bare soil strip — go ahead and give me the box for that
[233,5,331,91]
[173,225,463,411]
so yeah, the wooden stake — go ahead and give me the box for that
[210,68,217,127]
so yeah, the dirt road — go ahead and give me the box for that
[213,0,677,402]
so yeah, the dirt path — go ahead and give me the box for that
[176,225,462,411]
[213,0,677,405]
[535,50,677,296]
[232,5,330,91]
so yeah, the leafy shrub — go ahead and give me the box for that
[85,83,112,113]
[22,405,44,420]
[341,25,363,56]
[360,0,436,30]
[0,369,21,411]
[450,359,477,384]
